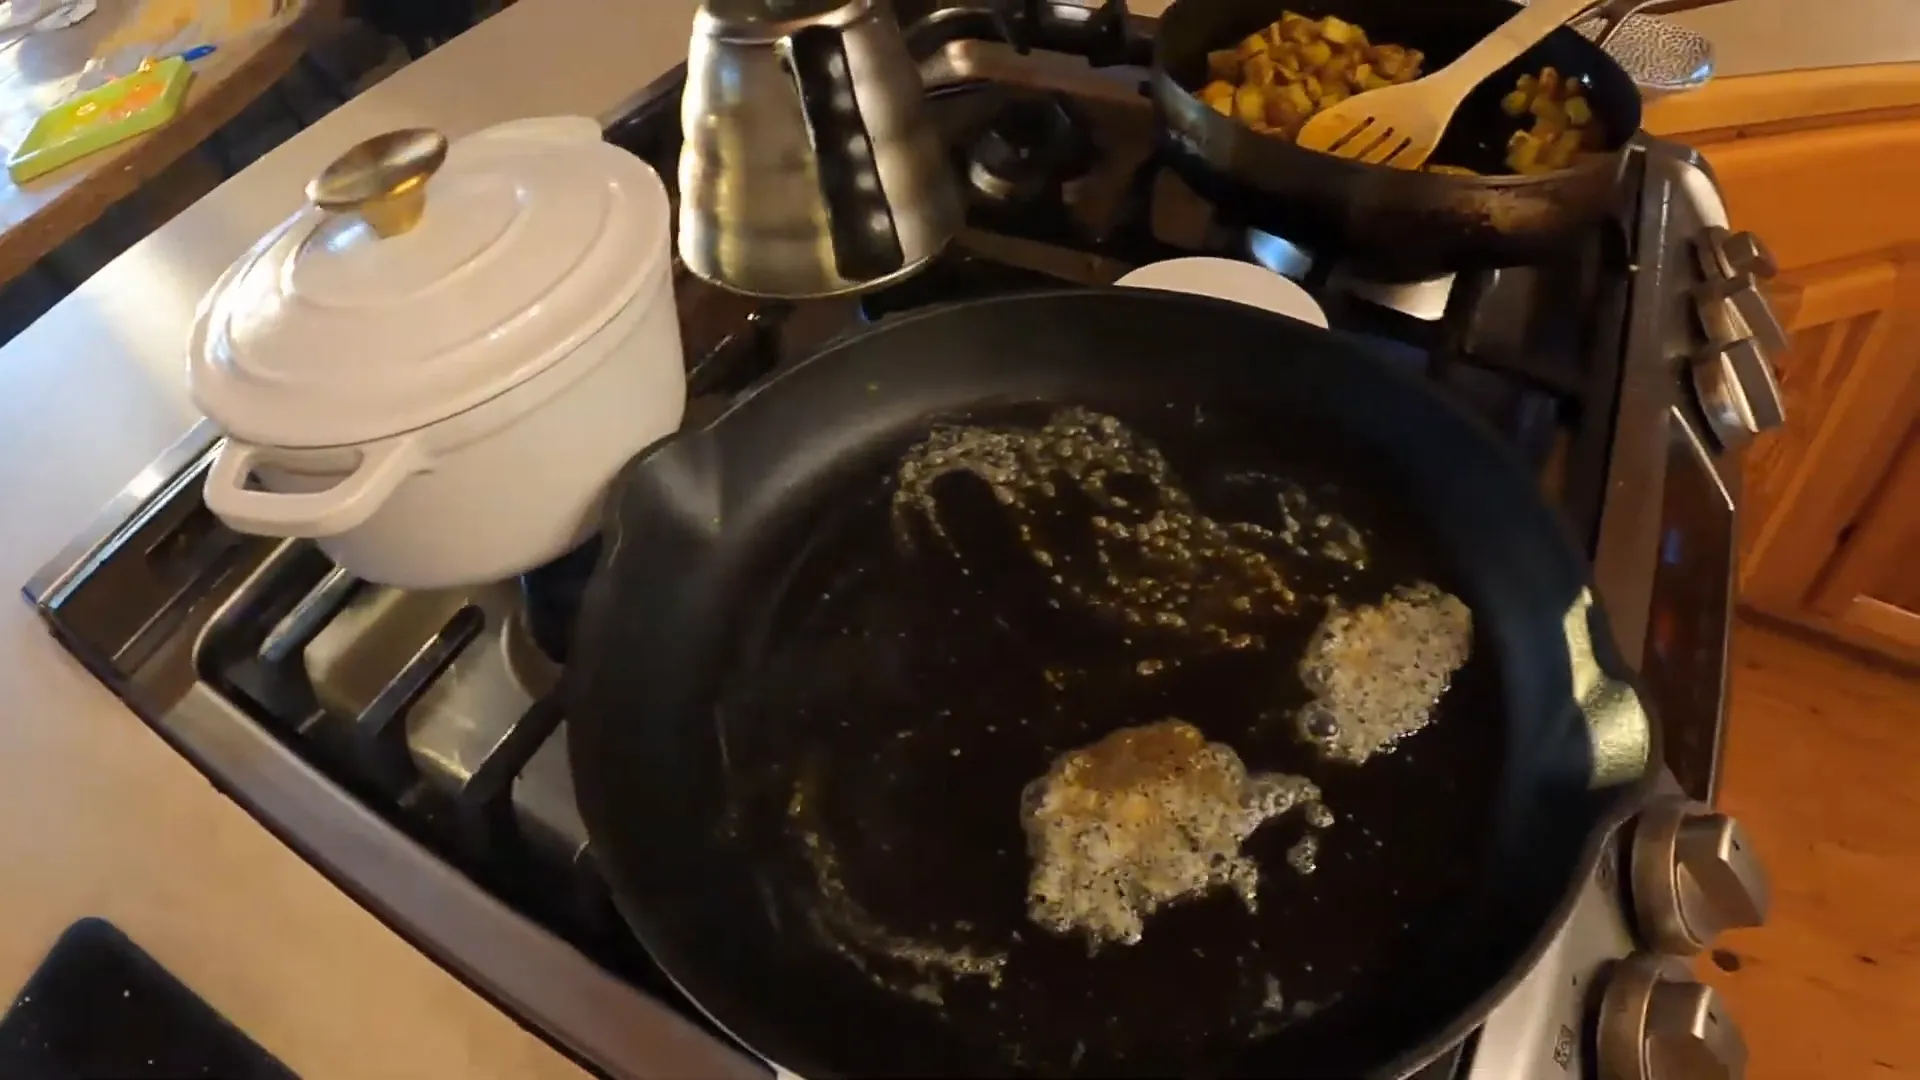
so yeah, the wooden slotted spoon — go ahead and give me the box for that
[1295,0,1603,169]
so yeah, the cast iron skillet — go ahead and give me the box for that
[566,291,1657,1077]
[1151,0,1646,282]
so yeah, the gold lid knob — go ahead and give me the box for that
[307,129,449,239]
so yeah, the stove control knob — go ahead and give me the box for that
[1694,337,1786,449]
[1689,228,1787,450]
[1696,225,1778,284]
[1598,955,1748,1080]
[1632,798,1771,955]
[1724,272,1788,358]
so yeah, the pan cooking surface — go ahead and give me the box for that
[719,397,1504,1072]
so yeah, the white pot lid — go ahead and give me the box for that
[188,116,671,448]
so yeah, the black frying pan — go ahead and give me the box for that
[566,291,1657,1077]
[1150,0,1649,281]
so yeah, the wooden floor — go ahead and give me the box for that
[1701,619,1920,1078]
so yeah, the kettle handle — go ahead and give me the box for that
[776,24,908,284]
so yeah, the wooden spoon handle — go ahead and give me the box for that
[1436,0,1607,90]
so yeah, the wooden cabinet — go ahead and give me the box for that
[1697,118,1920,666]
[1806,426,1920,655]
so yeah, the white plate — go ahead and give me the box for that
[1116,257,1330,328]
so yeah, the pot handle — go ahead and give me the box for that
[205,436,423,539]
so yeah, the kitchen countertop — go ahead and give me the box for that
[1663,0,1920,79]
[0,0,1914,1077]
[0,0,335,290]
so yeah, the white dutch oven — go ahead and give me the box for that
[187,117,685,589]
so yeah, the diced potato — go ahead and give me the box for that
[1234,84,1267,126]
[1208,49,1242,82]
[1497,65,1603,172]
[1318,14,1359,45]
[1264,87,1305,130]
[1199,13,1590,176]
[1506,130,1543,174]
[1541,128,1583,170]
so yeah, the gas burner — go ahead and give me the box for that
[516,537,602,664]
[1245,227,1313,280]
[966,94,1098,205]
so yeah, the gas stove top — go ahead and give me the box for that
[26,8,1775,1078]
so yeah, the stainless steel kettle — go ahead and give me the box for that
[679,0,962,299]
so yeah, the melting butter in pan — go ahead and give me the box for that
[790,769,1007,1004]
[892,407,1371,648]
[1022,719,1331,950]
[1296,581,1473,765]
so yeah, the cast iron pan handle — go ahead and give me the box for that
[1565,588,1654,788]
[778,24,907,285]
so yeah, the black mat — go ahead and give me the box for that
[0,918,297,1080]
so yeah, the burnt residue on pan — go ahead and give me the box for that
[719,398,1504,1073]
